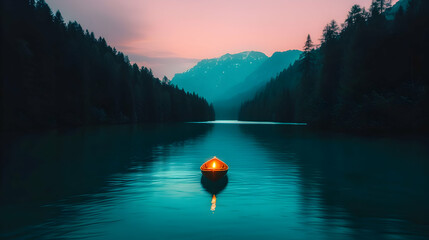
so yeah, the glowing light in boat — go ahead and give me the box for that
[200,156,228,181]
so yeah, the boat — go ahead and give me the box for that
[200,156,228,181]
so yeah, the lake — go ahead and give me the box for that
[1,122,429,240]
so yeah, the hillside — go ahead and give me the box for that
[239,0,429,132]
[1,0,215,131]
[215,50,301,119]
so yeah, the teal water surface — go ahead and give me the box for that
[1,122,429,240]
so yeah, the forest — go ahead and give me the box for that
[1,0,215,132]
[239,0,429,132]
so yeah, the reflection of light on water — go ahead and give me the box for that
[210,194,216,212]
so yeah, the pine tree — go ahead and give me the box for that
[162,76,170,85]
[303,34,313,55]
[322,20,339,43]
[53,10,64,26]
[345,5,365,29]
[370,0,392,16]
[301,34,314,67]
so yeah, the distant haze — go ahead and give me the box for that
[46,0,398,79]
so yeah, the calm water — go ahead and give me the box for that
[1,122,429,240]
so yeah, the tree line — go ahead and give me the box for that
[239,0,429,133]
[1,0,215,131]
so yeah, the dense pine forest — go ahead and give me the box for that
[1,0,215,131]
[239,0,429,132]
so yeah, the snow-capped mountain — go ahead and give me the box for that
[215,50,302,119]
[171,51,268,102]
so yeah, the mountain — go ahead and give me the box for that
[214,50,301,119]
[385,0,410,20]
[171,51,268,102]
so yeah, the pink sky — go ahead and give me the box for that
[46,0,398,79]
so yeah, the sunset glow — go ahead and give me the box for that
[46,0,398,78]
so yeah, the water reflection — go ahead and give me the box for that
[0,123,213,238]
[1,122,429,240]
[239,124,429,239]
[200,175,229,212]
[211,195,217,212]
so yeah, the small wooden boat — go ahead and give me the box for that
[200,156,228,181]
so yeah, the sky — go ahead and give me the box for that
[46,0,398,79]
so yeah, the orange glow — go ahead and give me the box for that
[211,194,216,212]
[200,156,228,172]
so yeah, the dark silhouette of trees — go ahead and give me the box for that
[370,0,392,16]
[343,5,367,30]
[301,34,314,65]
[296,34,316,122]
[322,20,340,43]
[161,76,170,85]
[239,0,429,133]
[1,0,214,131]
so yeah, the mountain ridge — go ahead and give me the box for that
[222,50,301,99]
[214,50,301,119]
[171,51,268,102]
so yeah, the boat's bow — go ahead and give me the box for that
[200,156,228,181]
